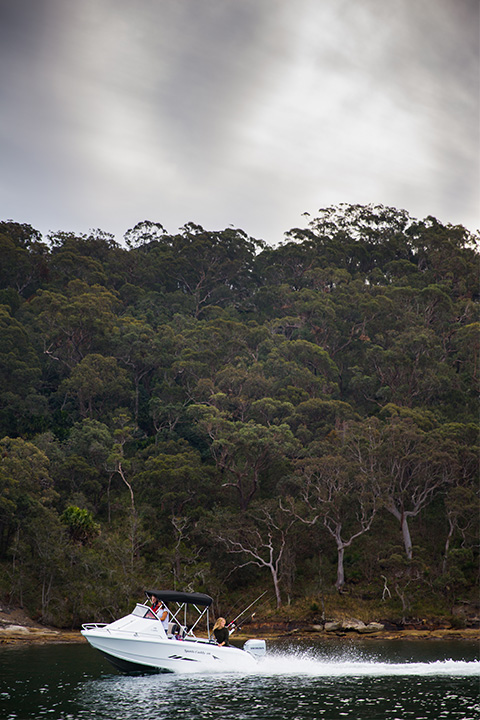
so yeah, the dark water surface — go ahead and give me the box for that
[1,638,478,719]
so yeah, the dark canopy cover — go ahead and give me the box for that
[146,590,213,607]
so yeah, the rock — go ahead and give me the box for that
[341,619,366,632]
[324,621,343,632]
[324,619,384,634]
[0,624,31,633]
[357,622,385,634]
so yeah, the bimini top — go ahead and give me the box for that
[146,590,213,607]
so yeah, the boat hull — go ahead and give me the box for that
[82,628,257,674]
[98,649,167,674]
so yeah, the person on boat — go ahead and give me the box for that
[150,595,169,630]
[212,617,230,646]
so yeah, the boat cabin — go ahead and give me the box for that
[144,589,214,640]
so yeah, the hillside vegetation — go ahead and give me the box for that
[0,204,478,628]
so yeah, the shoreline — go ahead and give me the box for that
[1,605,478,645]
[1,625,479,646]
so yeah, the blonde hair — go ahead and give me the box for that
[212,617,226,632]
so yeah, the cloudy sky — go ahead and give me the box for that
[0,0,478,245]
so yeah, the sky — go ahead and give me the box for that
[0,0,478,246]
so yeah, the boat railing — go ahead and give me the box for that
[82,623,108,631]
[82,601,212,642]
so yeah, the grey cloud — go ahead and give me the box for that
[0,0,477,242]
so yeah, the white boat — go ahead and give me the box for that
[81,589,266,674]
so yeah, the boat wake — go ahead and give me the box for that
[75,646,480,720]
[162,647,480,678]
[257,651,480,677]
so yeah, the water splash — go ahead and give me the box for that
[145,646,480,677]
[76,646,480,720]
[258,649,480,678]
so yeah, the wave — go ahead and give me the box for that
[258,653,480,677]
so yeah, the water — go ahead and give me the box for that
[0,638,478,719]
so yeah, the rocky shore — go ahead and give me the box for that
[1,606,478,645]
[239,618,480,642]
[0,606,81,645]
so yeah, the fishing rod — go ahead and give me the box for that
[227,591,268,632]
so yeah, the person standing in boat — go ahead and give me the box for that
[150,595,169,630]
[212,617,230,646]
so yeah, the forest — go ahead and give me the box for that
[0,203,478,628]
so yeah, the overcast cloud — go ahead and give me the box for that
[0,0,478,244]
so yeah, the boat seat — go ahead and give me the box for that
[168,621,185,638]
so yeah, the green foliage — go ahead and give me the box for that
[0,205,478,625]
[0,306,45,437]
[60,505,100,544]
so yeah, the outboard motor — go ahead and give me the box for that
[243,638,266,660]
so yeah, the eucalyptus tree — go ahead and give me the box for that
[59,353,132,421]
[0,221,49,297]
[47,228,128,290]
[29,280,121,370]
[105,409,148,571]
[378,549,428,623]
[405,216,479,297]
[131,439,216,589]
[135,439,213,540]
[0,305,45,437]
[363,325,449,409]
[169,224,264,318]
[174,316,244,372]
[107,410,138,514]
[262,337,339,401]
[442,483,479,575]
[125,223,264,318]
[0,436,59,611]
[171,314,292,425]
[211,500,297,607]
[283,203,414,277]
[286,398,358,446]
[55,418,113,511]
[452,321,480,420]
[47,232,108,288]
[190,405,298,511]
[347,415,459,560]
[434,422,479,574]
[288,451,379,590]
[112,317,176,424]
[254,237,318,289]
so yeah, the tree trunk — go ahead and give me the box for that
[335,543,345,590]
[270,566,282,608]
[41,573,53,620]
[386,503,413,559]
[401,512,413,560]
[442,516,455,574]
[134,378,140,423]
[117,462,136,514]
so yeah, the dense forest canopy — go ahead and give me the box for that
[0,204,478,626]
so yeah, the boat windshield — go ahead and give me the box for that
[132,603,158,619]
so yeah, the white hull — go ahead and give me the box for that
[81,604,262,674]
[83,630,257,674]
